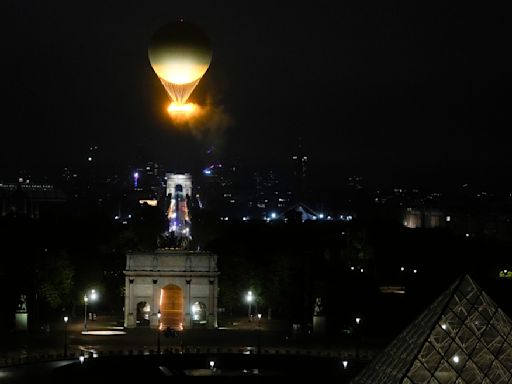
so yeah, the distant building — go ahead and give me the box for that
[132,161,164,192]
[403,208,445,229]
[281,202,320,222]
[0,181,66,218]
[291,139,308,201]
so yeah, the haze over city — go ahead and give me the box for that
[2,1,507,192]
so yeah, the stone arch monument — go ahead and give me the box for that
[124,249,219,329]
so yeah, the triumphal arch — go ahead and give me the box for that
[124,249,219,329]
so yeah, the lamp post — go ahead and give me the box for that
[83,295,89,332]
[246,291,253,321]
[355,317,362,359]
[83,289,98,332]
[157,310,161,354]
[90,289,98,320]
[257,313,262,354]
[64,316,69,357]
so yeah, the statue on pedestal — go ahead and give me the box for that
[15,294,28,331]
[17,294,27,313]
[313,297,324,316]
[313,297,326,334]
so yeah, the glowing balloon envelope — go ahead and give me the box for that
[148,20,212,105]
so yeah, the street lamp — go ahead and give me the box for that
[90,289,98,320]
[64,316,69,357]
[83,295,89,332]
[157,310,161,354]
[257,313,262,355]
[354,317,362,359]
[83,289,98,332]
[246,291,254,321]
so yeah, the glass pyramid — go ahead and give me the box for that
[352,275,512,383]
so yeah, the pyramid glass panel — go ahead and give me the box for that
[433,360,457,384]
[443,310,464,336]
[351,275,512,384]
[459,359,484,384]
[452,325,478,354]
[496,345,512,371]
[446,343,468,373]
[457,278,479,301]
[430,324,455,355]
[485,359,510,383]
[448,296,473,320]
[481,325,503,355]
[476,293,496,322]
[418,342,443,370]
[471,341,494,373]
[465,310,488,337]
[492,310,512,338]
[407,359,432,383]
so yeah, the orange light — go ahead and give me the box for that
[167,103,195,113]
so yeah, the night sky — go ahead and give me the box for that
[2,1,507,190]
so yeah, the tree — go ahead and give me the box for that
[36,251,74,310]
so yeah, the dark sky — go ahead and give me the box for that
[2,1,507,190]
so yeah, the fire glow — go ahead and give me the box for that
[167,103,195,114]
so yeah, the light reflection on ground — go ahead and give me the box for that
[80,331,126,336]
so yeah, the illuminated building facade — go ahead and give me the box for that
[403,208,446,229]
[124,249,219,329]
[165,173,192,240]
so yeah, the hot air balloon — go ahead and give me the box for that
[148,20,212,110]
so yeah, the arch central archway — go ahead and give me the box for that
[160,284,184,330]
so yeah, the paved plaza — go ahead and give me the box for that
[1,314,376,366]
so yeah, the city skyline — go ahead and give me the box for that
[2,2,507,191]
